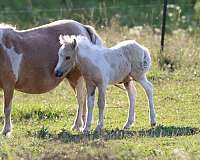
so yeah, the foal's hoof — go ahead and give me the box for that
[71,126,83,132]
[82,127,90,134]
[151,122,157,128]
[94,126,104,134]
[71,124,83,132]
[71,120,84,132]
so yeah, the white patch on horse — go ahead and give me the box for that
[6,46,22,81]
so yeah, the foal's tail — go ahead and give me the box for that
[84,25,104,46]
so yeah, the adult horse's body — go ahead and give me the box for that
[0,20,103,136]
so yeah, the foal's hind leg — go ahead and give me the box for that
[123,80,136,129]
[1,88,14,137]
[138,76,157,127]
[67,76,86,131]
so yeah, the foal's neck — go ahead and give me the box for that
[75,45,106,68]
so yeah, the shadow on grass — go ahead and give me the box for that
[33,125,200,143]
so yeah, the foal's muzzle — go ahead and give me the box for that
[55,70,64,77]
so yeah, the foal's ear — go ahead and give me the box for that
[71,38,77,49]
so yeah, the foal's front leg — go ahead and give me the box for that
[69,76,86,131]
[1,88,14,137]
[83,82,96,133]
[123,80,137,129]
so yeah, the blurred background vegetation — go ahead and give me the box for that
[0,0,200,71]
[0,0,199,32]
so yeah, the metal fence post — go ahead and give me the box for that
[160,0,168,52]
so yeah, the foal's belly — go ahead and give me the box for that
[109,69,131,85]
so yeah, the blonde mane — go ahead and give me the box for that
[59,35,77,45]
[60,35,92,48]
[0,23,16,30]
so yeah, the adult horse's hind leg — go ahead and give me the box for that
[123,80,137,129]
[1,88,14,136]
[68,76,86,131]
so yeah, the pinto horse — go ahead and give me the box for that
[0,20,103,136]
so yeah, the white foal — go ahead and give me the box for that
[54,35,157,132]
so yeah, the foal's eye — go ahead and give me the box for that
[65,56,71,60]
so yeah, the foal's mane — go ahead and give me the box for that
[61,35,98,50]
[76,35,93,48]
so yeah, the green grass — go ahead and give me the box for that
[1,25,200,159]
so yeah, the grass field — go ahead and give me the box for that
[1,25,200,160]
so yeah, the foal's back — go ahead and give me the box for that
[77,39,132,84]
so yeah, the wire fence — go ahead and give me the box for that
[0,3,198,31]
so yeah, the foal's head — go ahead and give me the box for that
[54,35,78,77]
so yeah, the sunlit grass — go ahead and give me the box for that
[1,25,200,159]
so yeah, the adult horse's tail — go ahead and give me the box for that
[83,25,104,46]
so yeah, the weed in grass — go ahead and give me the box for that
[35,126,52,139]
[0,138,12,160]
[158,53,178,72]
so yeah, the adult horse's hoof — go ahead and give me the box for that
[1,129,12,137]
[123,126,131,130]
